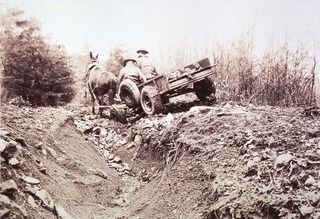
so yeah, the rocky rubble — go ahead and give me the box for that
[172,104,320,218]
[1,102,320,218]
[73,115,134,177]
[72,110,177,180]
[71,103,320,218]
[0,127,73,219]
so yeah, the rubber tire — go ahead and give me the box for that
[119,79,140,108]
[194,75,216,101]
[140,85,163,115]
[110,106,127,124]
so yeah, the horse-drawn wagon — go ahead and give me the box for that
[87,53,216,123]
[117,57,216,117]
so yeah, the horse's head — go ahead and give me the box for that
[88,52,99,73]
[90,51,99,63]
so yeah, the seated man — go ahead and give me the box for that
[119,58,147,84]
[136,49,158,80]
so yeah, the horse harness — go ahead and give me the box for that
[87,63,118,102]
[87,62,100,101]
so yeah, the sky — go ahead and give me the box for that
[1,0,320,66]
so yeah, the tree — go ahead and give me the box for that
[105,45,126,76]
[0,8,75,106]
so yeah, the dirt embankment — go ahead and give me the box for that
[1,102,320,219]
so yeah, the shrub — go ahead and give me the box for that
[105,45,126,76]
[0,8,75,106]
[213,39,316,106]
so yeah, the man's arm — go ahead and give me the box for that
[136,58,142,69]
[118,69,125,82]
[138,69,147,82]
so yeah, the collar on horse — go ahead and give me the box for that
[88,62,98,71]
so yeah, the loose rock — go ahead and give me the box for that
[0,194,10,205]
[305,191,320,204]
[299,205,314,216]
[25,186,40,195]
[305,175,316,186]
[134,135,142,145]
[113,156,122,163]
[35,189,55,210]
[246,160,256,170]
[3,140,18,155]
[41,147,47,157]
[8,157,20,166]
[0,129,10,136]
[109,162,123,170]
[94,169,108,179]
[55,203,74,219]
[46,146,57,158]
[0,208,10,219]
[27,195,38,208]
[10,202,29,217]
[126,142,135,149]
[0,139,8,152]
[0,179,18,195]
[22,176,40,185]
[34,142,43,149]
[253,156,261,163]
[275,153,294,167]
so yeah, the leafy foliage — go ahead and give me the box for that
[213,39,317,106]
[0,8,75,106]
[104,45,126,76]
[68,52,90,104]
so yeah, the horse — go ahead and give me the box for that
[87,52,119,116]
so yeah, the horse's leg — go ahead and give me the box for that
[94,89,104,117]
[91,87,101,115]
[98,96,104,117]
[89,87,96,114]
[109,77,118,105]
[108,89,115,106]
[88,81,98,115]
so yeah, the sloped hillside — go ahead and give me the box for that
[1,102,320,219]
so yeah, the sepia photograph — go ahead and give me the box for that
[0,0,320,218]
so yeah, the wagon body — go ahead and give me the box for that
[141,58,215,98]
[136,58,216,115]
[118,57,216,116]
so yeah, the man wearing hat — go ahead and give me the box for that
[136,49,158,80]
[118,57,146,84]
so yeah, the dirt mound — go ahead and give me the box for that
[1,102,320,218]
[0,105,123,218]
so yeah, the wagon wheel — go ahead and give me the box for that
[110,105,127,124]
[140,85,163,115]
[119,79,140,108]
[194,75,216,101]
